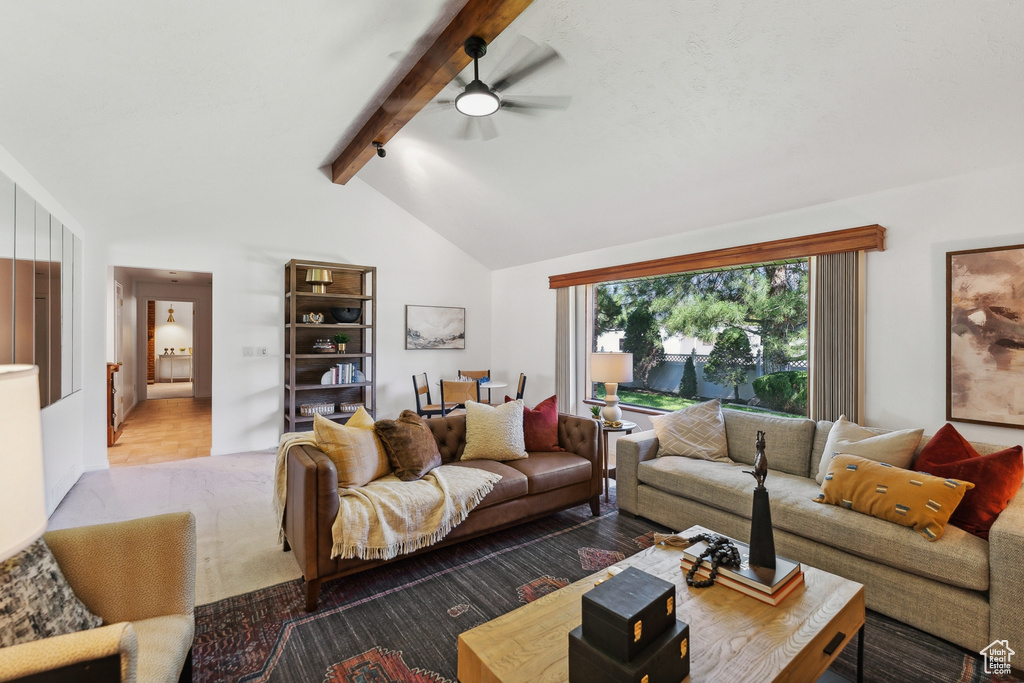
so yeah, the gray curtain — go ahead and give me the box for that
[555,287,571,412]
[810,251,863,422]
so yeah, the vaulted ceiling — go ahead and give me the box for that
[1,1,1022,270]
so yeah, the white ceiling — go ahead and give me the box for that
[1,1,1022,270]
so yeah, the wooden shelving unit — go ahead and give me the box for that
[284,259,376,431]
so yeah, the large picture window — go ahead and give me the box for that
[591,260,810,417]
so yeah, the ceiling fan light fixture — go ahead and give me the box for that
[455,79,500,117]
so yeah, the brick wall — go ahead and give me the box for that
[147,300,155,383]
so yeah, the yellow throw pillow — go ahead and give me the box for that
[814,453,974,541]
[314,407,391,488]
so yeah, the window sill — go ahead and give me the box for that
[582,398,665,417]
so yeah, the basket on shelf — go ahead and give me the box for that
[337,403,364,413]
[299,402,335,417]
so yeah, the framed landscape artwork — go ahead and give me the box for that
[406,305,466,350]
[947,244,1024,429]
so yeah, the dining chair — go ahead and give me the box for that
[412,373,444,417]
[458,370,490,403]
[515,373,527,400]
[440,379,479,416]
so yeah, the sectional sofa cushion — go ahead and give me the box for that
[374,410,443,481]
[314,408,391,488]
[462,400,528,462]
[815,454,974,541]
[814,416,923,484]
[445,459,529,509]
[649,399,729,462]
[724,410,816,477]
[636,455,989,590]
[915,423,1024,539]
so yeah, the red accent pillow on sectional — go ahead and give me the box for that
[915,423,1023,539]
[504,394,564,452]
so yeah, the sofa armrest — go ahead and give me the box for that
[0,622,137,683]
[284,444,341,581]
[43,512,195,626]
[558,413,599,464]
[988,483,1024,649]
[615,430,659,515]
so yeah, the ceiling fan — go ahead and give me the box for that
[434,35,571,140]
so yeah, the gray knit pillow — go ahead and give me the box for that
[0,538,103,647]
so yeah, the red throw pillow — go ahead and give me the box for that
[504,394,564,452]
[915,423,1023,539]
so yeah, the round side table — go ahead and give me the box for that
[601,420,637,501]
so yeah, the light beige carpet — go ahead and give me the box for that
[49,451,301,605]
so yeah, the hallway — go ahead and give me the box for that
[108,396,212,467]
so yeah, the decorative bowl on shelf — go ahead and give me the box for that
[330,306,361,324]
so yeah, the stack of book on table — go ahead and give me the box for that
[681,536,804,606]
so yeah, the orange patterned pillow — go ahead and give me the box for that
[814,453,974,541]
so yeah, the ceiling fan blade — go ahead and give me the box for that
[490,44,564,93]
[500,95,572,114]
[456,117,474,141]
[477,116,499,141]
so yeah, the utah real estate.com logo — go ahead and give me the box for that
[980,639,1015,676]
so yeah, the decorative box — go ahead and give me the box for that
[568,620,690,683]
[581,567,676,662]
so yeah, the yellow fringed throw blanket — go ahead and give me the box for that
[273,431,502,560]
[331,466,501,561]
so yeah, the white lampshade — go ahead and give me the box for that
[0,365,47,562]
[591,352,634,384]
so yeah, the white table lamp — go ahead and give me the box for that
[0,365,47,562]
[591,352,633,422]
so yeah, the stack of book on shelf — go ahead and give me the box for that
[681,536,804,606]
[329,362,359,384]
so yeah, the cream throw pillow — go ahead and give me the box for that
[814,415,923,484]
[314,407,391,488]
[650,399,730,462]
[461,399,528,461]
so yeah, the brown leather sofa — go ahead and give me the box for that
[283,412,599,610]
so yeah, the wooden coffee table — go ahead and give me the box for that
[458,525,864,683]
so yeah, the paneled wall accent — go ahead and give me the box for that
[809,251,865,423]
[0,170,82,407]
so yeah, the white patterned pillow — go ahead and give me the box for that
[0,538,103,647]
[650,399,730,462]
[462,400,528,461]
[813,415,924,484]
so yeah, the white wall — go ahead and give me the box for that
[154,301,193,380]
[492,162,1024,448]
[85,174,492,466]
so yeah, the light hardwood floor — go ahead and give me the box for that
[107,396,212,467]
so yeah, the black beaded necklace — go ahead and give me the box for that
[685,533,742,588]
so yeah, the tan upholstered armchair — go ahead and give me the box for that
[0,512,196,683]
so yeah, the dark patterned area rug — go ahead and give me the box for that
[195,490,1018,683]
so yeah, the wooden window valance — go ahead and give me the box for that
[548,225,885,289]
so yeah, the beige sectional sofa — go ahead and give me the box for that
[616,409,1024,654]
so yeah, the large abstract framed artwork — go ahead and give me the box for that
[405,305,466,350]
[947,244,1024,429]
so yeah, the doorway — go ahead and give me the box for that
[149,299,194,399]
[107,266,213,468]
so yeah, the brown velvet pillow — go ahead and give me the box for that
[373,410,442,481]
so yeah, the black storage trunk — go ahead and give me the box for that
[568,620,690,683]
[581,566,677,661]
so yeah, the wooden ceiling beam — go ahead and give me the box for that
[330,0,534,185]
